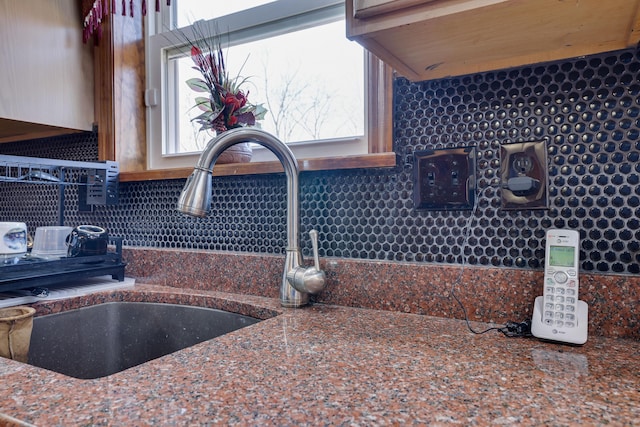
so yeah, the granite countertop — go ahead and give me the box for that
[0,284,638,426]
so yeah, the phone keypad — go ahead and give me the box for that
[543,269,578,328]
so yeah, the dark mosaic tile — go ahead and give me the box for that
[2,48,640,275]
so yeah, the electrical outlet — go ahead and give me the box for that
[500,140,548,210]
[413,146,476,210]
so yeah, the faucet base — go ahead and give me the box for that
[280,248,309,308]
[280,299,309,308]
[280,278,309,308]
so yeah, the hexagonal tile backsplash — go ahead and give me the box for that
[1,47,639,275]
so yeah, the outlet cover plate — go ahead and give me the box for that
[413,146,476,210]
[500,140,549,210]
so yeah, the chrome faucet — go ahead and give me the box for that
[177,128,326,308]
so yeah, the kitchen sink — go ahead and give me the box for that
[27,302,260,379]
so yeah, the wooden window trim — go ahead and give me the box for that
[96,13,396,183]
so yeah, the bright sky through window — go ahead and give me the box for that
[169,1,365,154]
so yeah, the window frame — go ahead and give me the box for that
[137,0,394,181]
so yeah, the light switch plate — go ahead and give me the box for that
[499,140,548,210]
[413,146,476,210]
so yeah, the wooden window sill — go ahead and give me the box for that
[119,152,397,182]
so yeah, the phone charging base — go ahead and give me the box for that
[531,296,588,345]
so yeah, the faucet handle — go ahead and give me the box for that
[286,229,326,295]
[309,229,320,271]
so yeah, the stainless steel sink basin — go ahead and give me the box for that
[28,302,260,379]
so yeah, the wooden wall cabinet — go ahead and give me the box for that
[0,0,94,143]
[347,0,640,81]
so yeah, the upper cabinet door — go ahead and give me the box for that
[0,0,94,142]
[347,0,640,81]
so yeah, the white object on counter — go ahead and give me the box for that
[0,222,27,257]
[31,226,73,259]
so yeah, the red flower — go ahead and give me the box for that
[224,94,242,113]
[223,91,249,118]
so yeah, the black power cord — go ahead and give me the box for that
[450,288,504,335]
[449,183,534,338]
[451,261,533,338]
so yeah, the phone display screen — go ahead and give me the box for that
[549,245,575,267]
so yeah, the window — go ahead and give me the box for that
[146,0,392,172]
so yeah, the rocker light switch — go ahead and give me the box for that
[413,146,476,210]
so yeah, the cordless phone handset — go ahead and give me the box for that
[531,229,588,345]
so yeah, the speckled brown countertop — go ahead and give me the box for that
[0,284,638,426]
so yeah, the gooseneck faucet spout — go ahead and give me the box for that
[177,128,326,308]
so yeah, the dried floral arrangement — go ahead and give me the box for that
[182,24,267,133]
